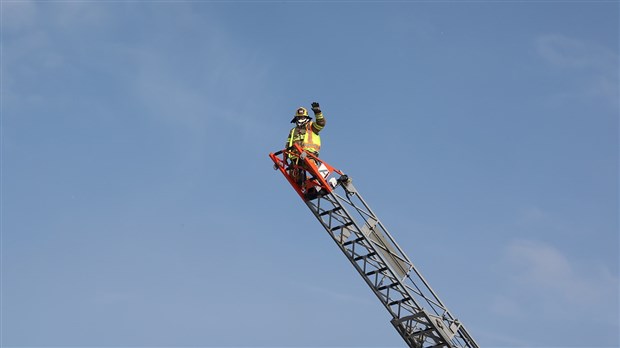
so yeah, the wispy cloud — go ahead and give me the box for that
[3,2,272,149]
[537,34,615,69]
[497,239,619,318]
[487,239,619,346]
[305,284,373,305]
[2,0,37,32]
[3,2,110,106]
[536,34,619,108]
[112,5,272,142]
[508,240,600,301]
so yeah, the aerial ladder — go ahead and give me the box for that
[269,144,480,348]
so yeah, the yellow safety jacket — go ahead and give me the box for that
[287,122,321,155]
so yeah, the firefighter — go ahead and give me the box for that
[286,102,325,155]
[285,102,326,186]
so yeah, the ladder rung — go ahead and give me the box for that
[353,252,376,261]
[388,297,411,306]
[410,328,434,338]
[319,207,342,216]
[365,267,388,276]
[330,222,353,232]
[342,237,364,246]
[377,282,399,291]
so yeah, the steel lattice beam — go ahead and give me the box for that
[270,146,479,348]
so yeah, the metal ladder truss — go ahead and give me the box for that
[269,145,479,348]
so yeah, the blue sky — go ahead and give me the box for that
[2,1,618,347]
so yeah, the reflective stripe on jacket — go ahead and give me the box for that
[287,122,321,154]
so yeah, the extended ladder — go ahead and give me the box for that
[270,145,479,348]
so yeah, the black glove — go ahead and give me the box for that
[311,102,321,114]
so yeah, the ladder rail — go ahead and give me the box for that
[333,188,453,318]
[309,191,459,347]
[306,193,424,319]
[331,182,479,348]
[269,146,479,348]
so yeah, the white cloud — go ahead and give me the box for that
[475,327,530,347]
[305,284,373,305]
[537,34,616,70]
[2,0,37,33]
[487,239,619,346]
[503,239,618,312]
[3,2,271,138]
[3,1,108,34]
[536,34,619,108]
[490,294,522,317]
[90,3,273,141]
[520,206,547,223]
[3,2,107,103]
[49,1,108,29]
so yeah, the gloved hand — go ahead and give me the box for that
[311,101,321,114]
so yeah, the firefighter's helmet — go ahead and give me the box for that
[291,107,311,123]
[295,107,309,117]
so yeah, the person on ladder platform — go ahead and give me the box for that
[285,102,326,187]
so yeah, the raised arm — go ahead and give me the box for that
[311,101,325,134]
